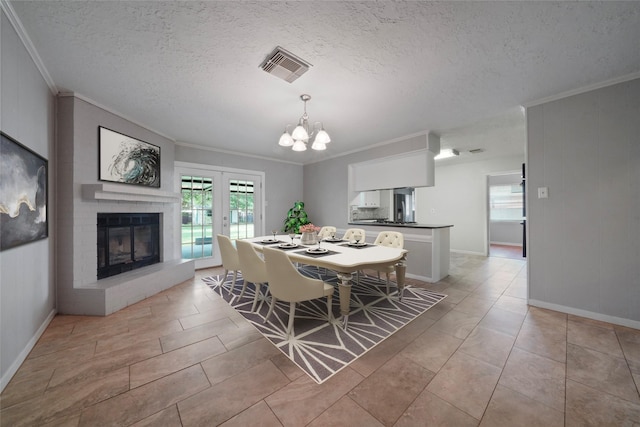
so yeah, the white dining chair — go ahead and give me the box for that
[342,228,366,242]
[262,246,334,338]
[317,226,337,240]
[216,234,241,295]
[372,231,404,294]
[235,240,270,311]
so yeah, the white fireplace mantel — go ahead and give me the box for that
[82,183,181,203]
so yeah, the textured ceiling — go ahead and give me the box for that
[7,1,640,164]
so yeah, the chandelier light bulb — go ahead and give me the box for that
[292,140,307,151]
[278,131,294,147]
[291,125,309,141]
[311,140,327,150]
[314,129,331,145]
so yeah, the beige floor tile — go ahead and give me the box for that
[421,300,455,321]
[458,326,515,368]
[395,389,479,427]
[269,352,305,381]
[498,347,566,411]
[94,319,183,355]
[430,309,483,340]
[40,412,81,427]
[130,405,182,427]
[568,319,625,358]
[265,367,363,427]
[426,351,502,420]
[566,379,640,426]
[130,336,226,388]
[0,366,129,426]
[49,338,161,388]
[159,317,237,353]
[307,396,384,427]
[567,343,640,403]
[480,384,564,427]
[349,333,407,377]
[400,329,463,372]
[219,401,283,427]
[348,354,435,425]
[200,338,282,385]
[437,287,470,304]
[617,326,640,371]
[491,294,529,315]
[0,366,54,408]
[178,360,288,426]
[477,307,526,337]
[80,364,209,425]
[454,295,496,317]
[179,307,238,330]
[514,315,567,363]
[217,322,264,350]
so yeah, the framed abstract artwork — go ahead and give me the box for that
[0,132,48,251]
[99,126,160,188]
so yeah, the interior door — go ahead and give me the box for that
[177,170,222,269]
[222,173,262,240]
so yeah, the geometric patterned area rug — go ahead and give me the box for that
[203,266,447,384]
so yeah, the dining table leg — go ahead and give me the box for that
[336,272,353,330]
[395,258,407,301]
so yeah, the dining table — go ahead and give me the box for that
[246,234,408,329]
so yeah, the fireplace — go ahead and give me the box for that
[97,213,160,279]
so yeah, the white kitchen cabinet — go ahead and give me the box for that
[358,191,380,208]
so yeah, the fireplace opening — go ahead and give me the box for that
[97,213,160,279]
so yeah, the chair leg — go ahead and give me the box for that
[230,270,238,294]
[326,294,333,321]
[386,272,391,294]
[287,302,296,337]
[264,296,277,323]
[221,269,229,295]
[251,283,263,311]
[239,280,249,299]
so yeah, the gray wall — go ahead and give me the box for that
[175,146,304,233]
[1,10,56,390]
[527,78,640,327]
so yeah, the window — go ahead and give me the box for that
[489,184,523,220]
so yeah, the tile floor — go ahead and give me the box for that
[1,253,639,426]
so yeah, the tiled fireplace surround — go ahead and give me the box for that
[56,184,194,316]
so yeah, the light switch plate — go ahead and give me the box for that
[538,187,549,199]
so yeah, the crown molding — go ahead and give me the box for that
[523,71,640,108]
[174,141,304,166]
[1,0,57,94]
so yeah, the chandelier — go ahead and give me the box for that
[278,94,331,151]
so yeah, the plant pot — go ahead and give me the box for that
[300,231,317,245]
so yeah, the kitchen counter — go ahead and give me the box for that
[349,221,453,229]
[345,221,452,283]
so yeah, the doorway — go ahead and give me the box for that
[176,163,264,269]
[487,170,525,260]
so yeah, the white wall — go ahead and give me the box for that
[415,155,524,254]
[527,78,640,327]
[1,9,56,390]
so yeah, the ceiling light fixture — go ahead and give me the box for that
[278,94,331,152]
[434,148,460,160]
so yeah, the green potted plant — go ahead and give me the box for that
[283,201,311,233]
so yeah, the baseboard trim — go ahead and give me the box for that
[1,308,57,392]
[528,299,640,330]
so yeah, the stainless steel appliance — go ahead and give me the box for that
[392,187,415,223]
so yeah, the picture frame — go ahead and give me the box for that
[0,131,48,251]
[99,126,160,188]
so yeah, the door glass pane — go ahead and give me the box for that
[229,179,255,239]
[181,175,214,259]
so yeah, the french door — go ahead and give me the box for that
[176,163,263,269]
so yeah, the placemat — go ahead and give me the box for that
[294,249,339,257]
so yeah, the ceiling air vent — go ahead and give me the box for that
[259,46,312,83]
[469,148,484,154]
